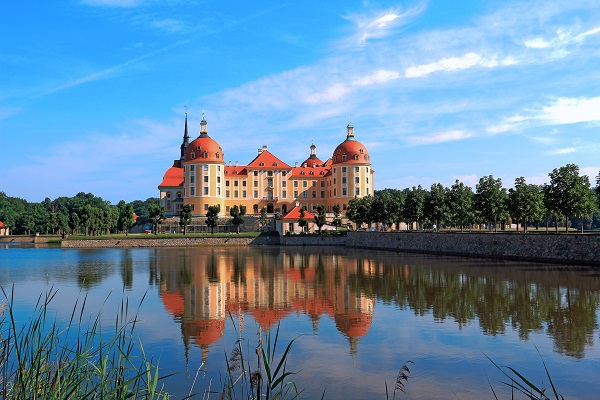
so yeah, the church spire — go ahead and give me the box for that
[180,111,190,162]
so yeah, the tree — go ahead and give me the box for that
[332,204,342,228]
[403,186,427,230]
[474,175,507,232]
[546,164,596,233]
[117,200,136,235]
[313,204,326,234]
[447,180,474,232]
[508,177,545,232]
[229,204,246,234]
[595,171,600,209]
[179,204,193,235]
[346,197,365,229]
[298,207,308,232]
[258,207,268,230]
[425,183,448,229]
[149,204,166,235]
[205,204,220,234]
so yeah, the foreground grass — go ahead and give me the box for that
[0,287,173,399]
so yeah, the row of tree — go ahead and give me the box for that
[347,164,600,232]
[0,192,159,236]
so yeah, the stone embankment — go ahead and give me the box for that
[7,231,599,265]
[345,231,600,265]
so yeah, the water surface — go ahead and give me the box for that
[0,245,599,399]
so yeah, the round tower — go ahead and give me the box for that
[182,113,226,216]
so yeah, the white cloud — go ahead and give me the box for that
[486,124,516,135]
[531,136,557,145]
[575,26,600,41]
[404,53,508,78]
[150,19,188,33]
[453,174,479,187]
[409,130,473,145]
[352,70,400,87]
[548,147,576,155]
[538,96,600,124]
[304,83,352,104]
[580,166,600,180]
[524,38,551,48]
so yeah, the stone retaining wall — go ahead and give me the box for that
[345,231,600,265]
[280,235,346,247]
[61,235,279,248]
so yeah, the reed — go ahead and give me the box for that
[0,286,172,399]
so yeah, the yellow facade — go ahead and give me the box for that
[158,115,374,217]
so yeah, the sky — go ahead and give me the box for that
[1,0,600,204]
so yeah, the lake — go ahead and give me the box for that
[0,244,599,399]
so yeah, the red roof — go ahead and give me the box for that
[332,139,370,165]
[224,165,248,176]
[279,205,315,221]
[247,149,292,170]
[0,221,4,228]
[185,133,224,164]
[290,166,329,178]
[300,156,325,168]
[158,161,184,188]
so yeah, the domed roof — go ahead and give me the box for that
[158,161,184,188]
[332,123,370,165]
[184,118,225,164]
[301,141,325,167]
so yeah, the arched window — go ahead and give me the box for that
[191,153,195,159]
[354,155,359,160]
[203,152,208,158]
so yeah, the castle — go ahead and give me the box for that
[158,113,374,217]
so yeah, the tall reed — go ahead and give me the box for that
[0,286,172,399]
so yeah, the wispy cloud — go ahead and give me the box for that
[352,69,400,86]
[409,130,474,145]
[343,3,427,45]
[404,52,515,78]
[538,96,600,124]
[548,147,576,155]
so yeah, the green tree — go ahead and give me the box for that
[346,197,365,229]
[546,164,596,233]
[313,204,327,234]
[474,175,507,232]
[149,204,166,235]
[596,171,600,208]
[258,207,268,230]
[178,204,193,235]
[332,204,342,228]
[229,204,246,234]
[425,183,448,229]
[403,185,427,230]
[447,180,474,232]
[117,201,136,235]
[508,177,546,232]
[298,207,308,232]
[205,204,220,234]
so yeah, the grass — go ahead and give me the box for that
[486,350,564,400]
[216,316,307,400]
[66,232,263,240]
[0,286,173,399]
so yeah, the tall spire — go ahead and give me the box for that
[180,111,190,162]
[309,139,317,159]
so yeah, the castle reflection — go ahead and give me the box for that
[155,246,600,360]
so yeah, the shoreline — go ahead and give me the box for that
[2,232,599,266]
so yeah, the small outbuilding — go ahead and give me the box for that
[0,221,9,236]
[275,205,315,235]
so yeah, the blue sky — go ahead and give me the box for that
[1,0,599,204]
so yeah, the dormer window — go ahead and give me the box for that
[203,152,208,158]
[342,155,347,161]
[196,146,201,151]
[360,149,364,154]
[354,155,359,160]
[310,171,314,175]
[216,152,220,159]
[300,171,305,175]
[260,162,264,166]
[273,162,278,166]
[191,153,195,159]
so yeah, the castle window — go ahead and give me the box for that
[204,165,209,171]
[216,152,220,158]
[254,171,258,176]
[342,155,347,161]
[321,191,325,198]
[312,191,316,198]
[204,187,209,195]
[204,176,209,183]
[282,171,287,176]
[242,181,247,187]
[355,167,359,172]
[354,155,359,160]
[242,190,246,198]
[294,180,298,187]
[196,146,200,151]
[337,149,341,154]
[355,177,359,183]
[294,190,298,198]
[191,187,195,195]
[191,153,195,159]
[254,180,258,187]
[342,167,347,173]
[226,181,230,187]
[303,181,307,187]
[302,191,307,198]
[273,162,278,166]
[260,162,264,166]
[203,152,208,158]
[355,188,360,196]
[217,177,221,183]
[190,175,195,183]
[267,171,273,177]
[300,171,305,175]
[282,190,287,198]
[177,193,182,198]
[309,171,314,175]
[342,188,347,196]
[282,181,286,187]
[360,149,364,154]
[342,177,346,184]
[226,190,230,198]
[190,165,195,171]
[166,193,171,198]
[234,190,238,198]
[234,180,239,187]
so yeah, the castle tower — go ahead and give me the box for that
[182,113,226,216]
